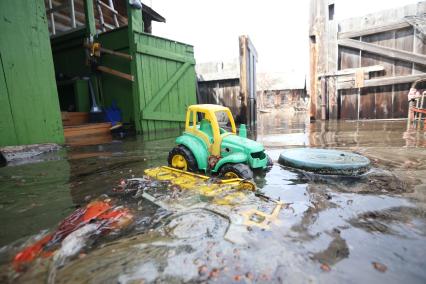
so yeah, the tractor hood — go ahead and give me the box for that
[221,134,264,154]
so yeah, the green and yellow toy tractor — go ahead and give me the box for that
[168,104,272,179]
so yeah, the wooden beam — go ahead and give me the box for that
[136,44,195,64]
[96,0,106,32]
[338,39,426,66]
[127,0,144,133]
[83,42,133,60]
[99,47,132,60]
[46,3,69,14]
[141,112,186,122]
[318,65,384,77]
[96,66,134,81]
[98,0,118,15]
[338,73,426,89]
[84,0,96,36]
[338,21,411,39]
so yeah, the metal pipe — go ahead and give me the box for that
[70,0,76,28]
[82,77,101,113]
[48,0,56,35]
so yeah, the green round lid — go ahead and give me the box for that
[278,148,370,175]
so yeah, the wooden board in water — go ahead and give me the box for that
[62,112,89,126]
[64,123,112,146]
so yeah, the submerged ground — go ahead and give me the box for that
[0,112,425,283]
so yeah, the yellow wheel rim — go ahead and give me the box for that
[171,154,188,171]
[224,172,239,179]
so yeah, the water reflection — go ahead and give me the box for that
[1,111,426,283]
[257,111,425,149]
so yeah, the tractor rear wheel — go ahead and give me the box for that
[0,152,6,167]
[168,145,198,172]
[219,163,253,180]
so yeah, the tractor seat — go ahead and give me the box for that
[199,119,213,142]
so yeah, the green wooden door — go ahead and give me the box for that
[133,33,197,133]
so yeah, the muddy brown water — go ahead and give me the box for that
[1,111,425,283]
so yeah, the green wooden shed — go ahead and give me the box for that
[0,0,197,147]
[0,0,64,146]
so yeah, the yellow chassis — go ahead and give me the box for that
[144,166,284,230]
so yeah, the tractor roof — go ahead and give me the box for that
[188,104,230,112]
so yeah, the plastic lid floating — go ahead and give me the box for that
[278,148,371,176]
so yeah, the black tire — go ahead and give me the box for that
[168,145,198,172]
[0,152,6,168]
[266,155,273,171]
[219,163,253,180]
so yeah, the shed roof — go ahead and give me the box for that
[141,2,166,23]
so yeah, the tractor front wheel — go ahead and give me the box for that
[219,163,253,180]
[168,145,198,172]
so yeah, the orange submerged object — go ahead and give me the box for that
[13,199,133,271]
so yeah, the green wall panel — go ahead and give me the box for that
[132,32,197,133]
[0,0,64,146]
[0,54,18,146]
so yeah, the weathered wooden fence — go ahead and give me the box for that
[197,36,258,127]
[239,35,258,129]
[310,0,426,120]
[197,79,242,120]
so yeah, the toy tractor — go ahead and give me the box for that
[168,104,272,179]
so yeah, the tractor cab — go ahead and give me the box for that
[168,104,271,179]
[185,104,238,156]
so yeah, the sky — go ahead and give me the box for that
[151,0,421,75]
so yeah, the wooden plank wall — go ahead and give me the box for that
[239,35,258,129]
[0,0,64,146]
[339,46,359,120]
[309,0,337,120]
[337,2,426,119]
[197,79,243,122]
[310,1,426,120]
[258,89,306,109]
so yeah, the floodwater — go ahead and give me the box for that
[1,111,426,283]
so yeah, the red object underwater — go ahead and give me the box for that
[13,199,133,271]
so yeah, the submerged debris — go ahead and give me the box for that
[320,263,331,272]
[372,261,387,273]
[12,197,134,272]
[0,143,61,165]
[312,232,350,266]
[349,206,426,235]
